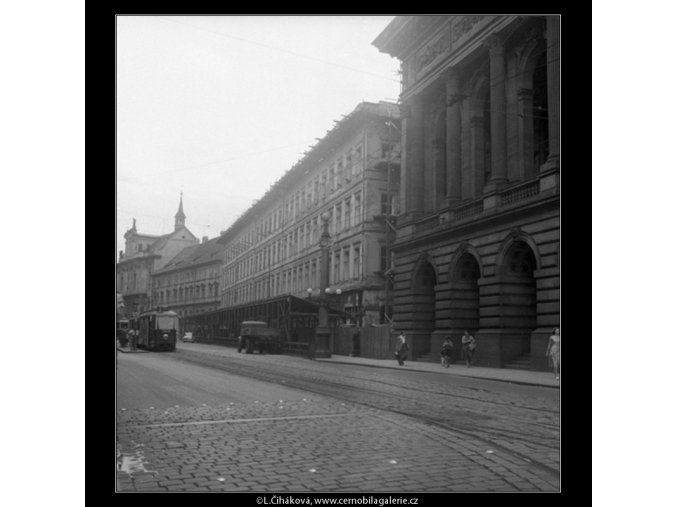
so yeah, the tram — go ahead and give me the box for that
[137,309,179,351]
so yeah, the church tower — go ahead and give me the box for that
[174,192,186,231]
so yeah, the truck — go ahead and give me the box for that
[237,320,286,354]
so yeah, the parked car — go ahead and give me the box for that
[182,332,194,342]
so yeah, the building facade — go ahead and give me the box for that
[373,16,559,370]
[116,195,199,317]
[218,101,401,327]
[150,236,225,320]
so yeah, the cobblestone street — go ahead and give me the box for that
[117,396,557,492]
[116,346,559,493]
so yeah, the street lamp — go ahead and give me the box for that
[312,212,332,359]
[324,288,343,327]
[307,287,313,300]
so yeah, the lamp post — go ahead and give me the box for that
[312,212,332,358]
[325,288,342,315]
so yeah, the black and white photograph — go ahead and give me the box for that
[115,14,561,494]
[13,3,677,504]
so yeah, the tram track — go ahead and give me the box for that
[255,371,561,480]
[167,348,560,479]
[172,348,558,427]
[174,348,558,419]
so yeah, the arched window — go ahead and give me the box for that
[516,32,549,179]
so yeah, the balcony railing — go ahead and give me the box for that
[500,179,540,206]
[453,200,484,220]
[410,175,552,235]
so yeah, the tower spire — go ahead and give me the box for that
[174,192,186,231]
[124,217,137,239]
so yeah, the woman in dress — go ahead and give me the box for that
[461,330,476,367]
[545,328,560,380]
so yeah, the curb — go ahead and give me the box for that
[116,347,149,354]
[131,342,558,389]
[316,357,559,389]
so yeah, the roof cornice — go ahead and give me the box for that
[373,16,447,59]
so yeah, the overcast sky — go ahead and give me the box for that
[116,15,400,253]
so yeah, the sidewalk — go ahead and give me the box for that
[118,341,559,388]
[315,354,560,389]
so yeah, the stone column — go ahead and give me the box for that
[433,139,446,209]
[486,33,508,190]
[404,94,425,216]
[542,16,560,171]
[445,70,463,205]
[469,116,485,197]
[517,87,535,179]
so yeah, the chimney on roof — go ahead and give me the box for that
[202,236,208,244]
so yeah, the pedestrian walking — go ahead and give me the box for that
[545,327,560,380]
[461,330,476,367]
[440,335,454,367]
[394,332,408,366]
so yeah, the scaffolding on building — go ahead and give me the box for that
[380,103,401,326]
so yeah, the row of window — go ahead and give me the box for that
[153,267,220,288]
[153,283,220,305]
[330,243,363,285]
[179,306,217,317]
[285,144,363,220]
[223,136,399,262]
[227,145,365,255]
[225,191,363,264]
[132,242,151,253]
[118,270,146,294]
[223,242,363,306]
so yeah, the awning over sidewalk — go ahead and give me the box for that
[184,294,349,320]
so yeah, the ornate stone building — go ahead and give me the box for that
[218,101,401,326]
[373,16,559,370]
[116,194,199,317]
[150,236,226,319]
